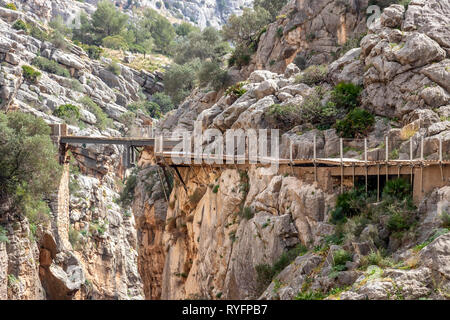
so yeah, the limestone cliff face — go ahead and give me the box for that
[132,155,335,299]
[2,0,450,301]
[133,0,450,300]
[246,0,369,75]
[132,151,168,300]
[0,144,145,300]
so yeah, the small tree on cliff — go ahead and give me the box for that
[254,0,289,20]
[0,112,61,222]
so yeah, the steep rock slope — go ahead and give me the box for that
[0,4,163,299]
[137,0,450,300]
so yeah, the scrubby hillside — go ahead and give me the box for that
[0,0,449,301]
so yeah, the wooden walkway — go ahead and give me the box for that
[50,124,449,203]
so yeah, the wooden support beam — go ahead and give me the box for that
[421,136,424,193]
[410,138,413,185]
[313,135,317,182]
[340,138,344,194]
[161,165,174,193]
[365,138,368,195]
[352,163,355,186]
[377,164,380,202]
[172,165,187,192]
[385,136,389,182]
[440,136,444,182]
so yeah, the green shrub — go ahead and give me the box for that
[21,65,41,83]
[0,226,9,243]
[89,220,106,236]
[69,226,82,250]
[78,96,112,130]
[222,7,271,58]
[294,290,325,300]
[265,103,301,130]
[53,104,81,125]
[71,79,84,92]
[330,189,366,224]
[32,56,70,78]
[8,274,18,286]
[107,61,121,76]
[29,25,49,41]
[359,251,394,269]
[295,65,328,85]
[81,44,103,60]
[333,249,352,269]
[118,170,138,207]
[335,108,375,138]
[13,19,28,32]
[228,45,252,68]
[273,244,307,274]
[5,3,17,10]
[128,100,162,119]
[119,111,136,129]
[151,93,174,114]
[387,212,410,232]
[164,61,200,105]
[212,185,220,193]
[173,26,229,65]
[331,82,362,110]
[238,207,254,220]
[382,178,411,200]
[255,264,274,294]
[441,211,450,228]
[254,0,289,21]
[293,54,307,70]
[299,91,338,130]
[225,82,247,99]
[0,112,61,228]
[102,35,128,50]
[339,33,366,58]
[414,228,449,252]
[255,244,307,295]
[197,60,230,91]
[324,232,344,246]
[50,30,67,50]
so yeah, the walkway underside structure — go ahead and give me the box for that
[50,124,450,203]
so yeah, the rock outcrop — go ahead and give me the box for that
[247,0,369,75]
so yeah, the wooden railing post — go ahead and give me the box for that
[440,135,444,182]
[385,136,389,182]
[364,138,368,195]
[340,138,343,194]
[313,135,317,182]
[410,137,413,184]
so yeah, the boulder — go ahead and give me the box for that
[328,48,364,86]
[254,80,278,99]
[284,63,300,78]
[394,33,446,68]
[380,4,405,28]
[420,86,450,108]
[421,59,450,92]
[248,70,278,83]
